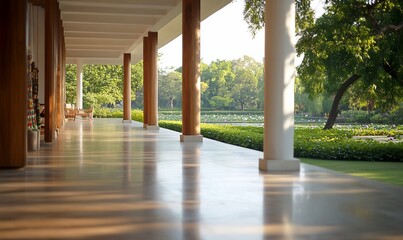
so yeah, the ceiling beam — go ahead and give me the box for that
[63,23,148,34]
[60,4,167,17]
[59,0,178,10]
[62,13,157,25]
[65,32,140,40]
[65,37,132,45]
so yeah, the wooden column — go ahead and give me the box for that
[146,32,159,130]
[59,23,65,126]
[62,28,66,123]
[143,36,149,128]
[181,0,203,142]
[58,7,64,128]
[0,0,27,168]
[123,53,132,123]
[259,0,299,171]
[55,3,61,129]
[45,0,55,142]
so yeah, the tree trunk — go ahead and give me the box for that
[169,97,174,109]
[324,74,361,130]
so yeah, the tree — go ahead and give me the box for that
[83,64,124,109]
[243,0,403,129]
[65,63,143,109]
[159,69,182,108]
[231,56,262,110]
[201,60,235,108]
[65,64,77,105]
[131,62,144,100]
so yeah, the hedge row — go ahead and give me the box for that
[93,108,143,122]
[159,121,403,162]
[93,109,402,161]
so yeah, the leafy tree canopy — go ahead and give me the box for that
[243,0,403,128]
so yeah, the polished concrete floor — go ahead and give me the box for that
[1,119,403,240]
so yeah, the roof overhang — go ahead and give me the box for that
[60,0,232,65]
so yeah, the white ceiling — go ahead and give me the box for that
[60,0,232,65]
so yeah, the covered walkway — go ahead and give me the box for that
[1,119,403,239]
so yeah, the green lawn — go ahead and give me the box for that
[301,158,403,187]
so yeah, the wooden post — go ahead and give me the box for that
[181,0,202,142]
[146,32,159,130]
[45,0,55,142]
[143,36,149,128]
[55,3,61,129]
[58,7,64,128]
[0,0,27,168]
[123,53,132,123]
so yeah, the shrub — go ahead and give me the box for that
[93,108,123,118]
[160,120,402,161]
[342,110,371,123]
[132,109,143,122]
[370,113,389,124]
[93,108,143,122]
[92,109,403,161]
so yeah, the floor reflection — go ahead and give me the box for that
[181,143,201,240]
[262,173,295,240]
[0,119,402,239]
[122,124,131,187]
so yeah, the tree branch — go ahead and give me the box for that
[383,60,403,86]
[380,22,403,34]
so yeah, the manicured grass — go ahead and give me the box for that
[301,158,403,187]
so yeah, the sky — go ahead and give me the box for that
[159,0,265,69]
[159,0,325,69]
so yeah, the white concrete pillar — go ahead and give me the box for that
[76,61,83,109]
[259,0,300,171]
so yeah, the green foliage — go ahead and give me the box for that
[159,69,182,108]
[93,108,123,118]
[92,108,143,122]
[243,0,403,127]
[294,127,402,161]
[209,96,233,110]
[159,120,403,161]
[201,59,235,109]
[158,111,264,122]
[65,64,77,105]
[230,56,263,110]
[131,109,144,122]
[243,0,314,35]
[65,63,143,109]
[341,110,403,124]
[296,0,403,116]
[159,121,264,151]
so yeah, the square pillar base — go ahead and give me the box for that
[143,124,148,129]
[122,120,132,124]
[180,135,203,142]
[259,158,300,171]
[146,125,160,130]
